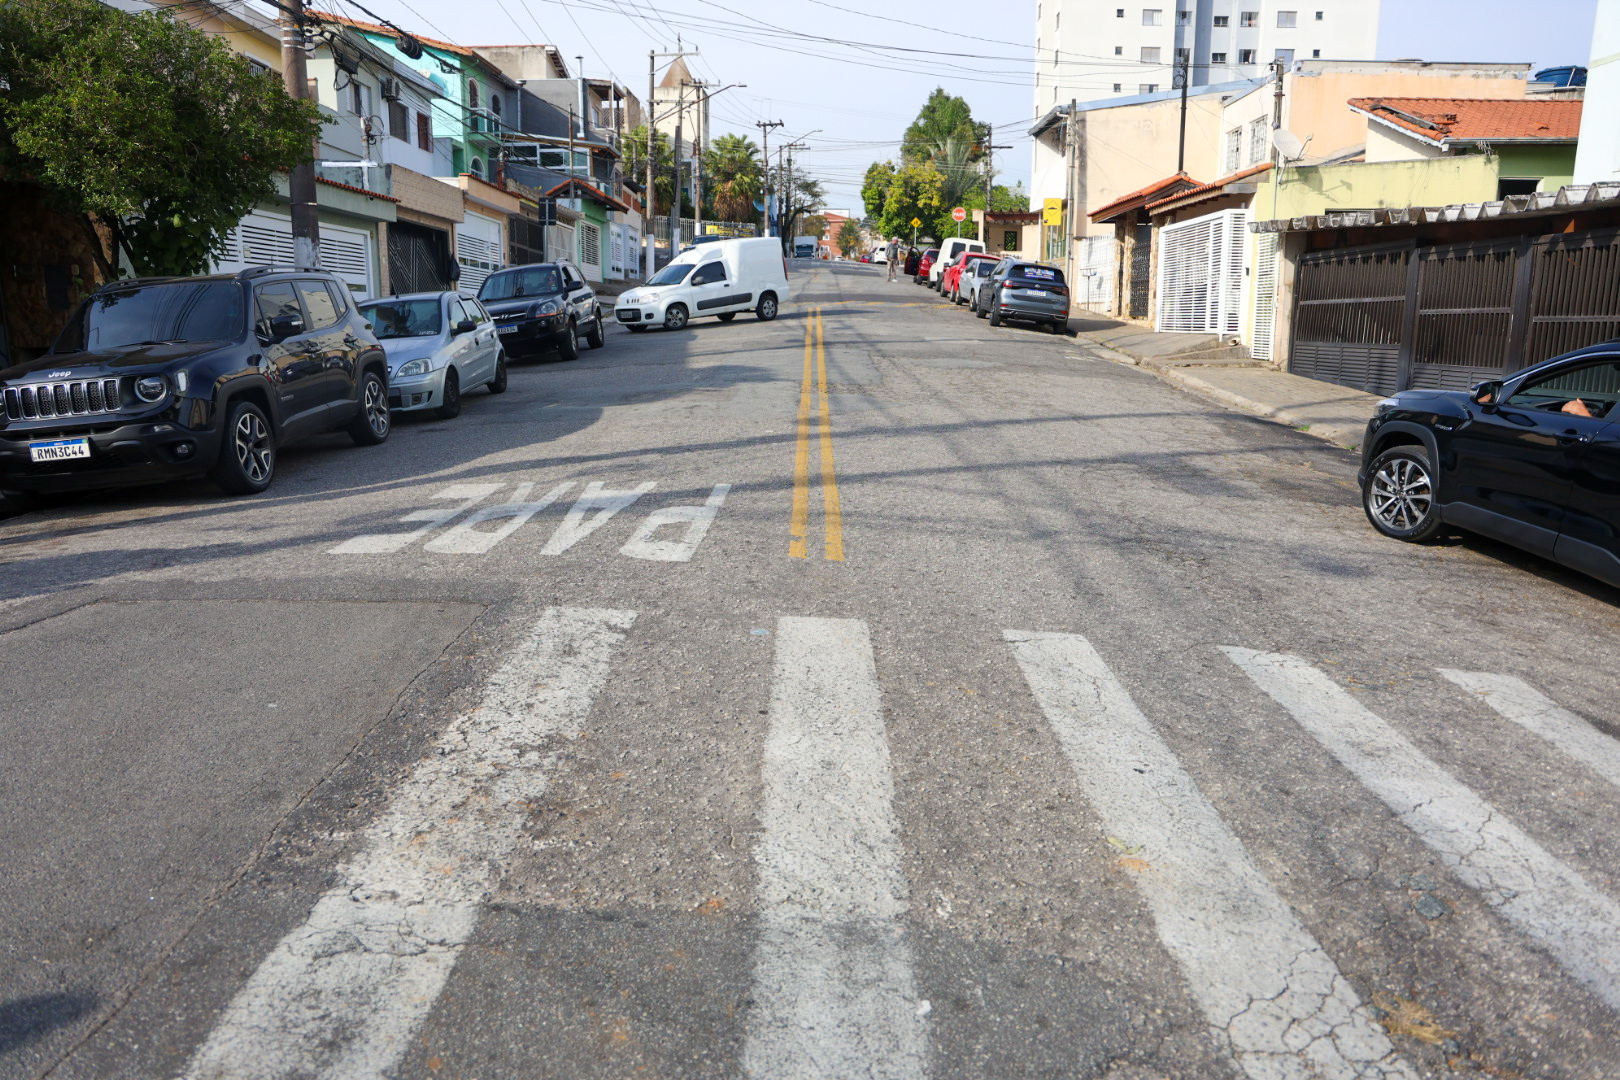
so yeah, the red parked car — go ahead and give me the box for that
[941,252,999,304]
[913,248,940,285]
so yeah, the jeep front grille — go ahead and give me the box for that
[4,379,123,421]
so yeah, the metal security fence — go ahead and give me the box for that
[1289,227,1620,395]
[1156,209,1248,335]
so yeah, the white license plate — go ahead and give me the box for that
[30,438,90,462]
[497,325,518,335]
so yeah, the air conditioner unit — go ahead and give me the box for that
[381,78,402,102]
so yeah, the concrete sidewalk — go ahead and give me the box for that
[1070,316,1381,451]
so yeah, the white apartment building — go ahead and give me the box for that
[1032,0,1381,113]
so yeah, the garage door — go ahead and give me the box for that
[212,211,376,295]
[456,212,503,292]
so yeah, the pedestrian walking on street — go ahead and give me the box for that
[886,236,901,280]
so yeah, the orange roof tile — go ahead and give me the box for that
[310,11,476,56]
[1145,161,1274,212]
[1089,172,1202,221]
[1347,97,1582,145]
[543,178,630,213]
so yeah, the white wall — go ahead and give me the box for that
[1034,0,1381,116]
[1575,0,1620,184]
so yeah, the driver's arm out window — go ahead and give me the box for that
[1507,360,1620,418]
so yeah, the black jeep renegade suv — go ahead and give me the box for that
[0,266,391,497]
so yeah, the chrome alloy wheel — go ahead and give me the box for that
[233,411,273,484]
[363,378,390,438]
[1368,455,1433,531]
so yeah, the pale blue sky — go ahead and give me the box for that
[285,0,1602,212]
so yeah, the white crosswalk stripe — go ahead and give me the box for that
[183,606,636,1080]
[181,609,1620,1078]
[1439,669,1620,792]
[1226,647,1620,1013]
[745,616,927,1080]
[1008,630,1415,1080]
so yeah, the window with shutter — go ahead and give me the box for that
[417,113,431,151]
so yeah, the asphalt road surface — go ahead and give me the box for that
[3,260,1619,1080]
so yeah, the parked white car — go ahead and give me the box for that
[614,237,792,331]
[870,247,888,264]
[929,236,987,289]
[359,291,506,419]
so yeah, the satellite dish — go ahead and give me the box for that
[1270,128,1308,161]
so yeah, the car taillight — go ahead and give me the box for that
[1049,284,1069,296]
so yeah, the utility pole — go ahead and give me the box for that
[1176,54,1191,173]
[981,132,1011,245]
[779,140,809,250]
[645,44,698,274]
[1271,56,1287,165]
[280,0,319,266]
[1064,98,1079,294]
[672,79,684,253]
[755,120,783,236]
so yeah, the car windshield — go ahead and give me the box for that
[924,250,939,259]
[360,299,443,339]
[479,267,563,301]
[1010,265,1064,283]
[647,262,696,286]
[55,281,245,353]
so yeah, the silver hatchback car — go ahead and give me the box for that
[359,291,508,419]
[984,260,1071,334]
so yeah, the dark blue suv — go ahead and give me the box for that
[0,266,391,498]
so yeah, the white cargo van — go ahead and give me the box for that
[929,236,987,289]
[614,237,792,332]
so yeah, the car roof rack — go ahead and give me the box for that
[236,265,322,279]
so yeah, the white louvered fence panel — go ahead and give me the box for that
[1156,209,1249,335]
[1250,231,1279,361]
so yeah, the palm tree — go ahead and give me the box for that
[705,134,762,223]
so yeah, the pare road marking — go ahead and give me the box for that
[329,482,730,561]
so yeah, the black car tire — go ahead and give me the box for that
[757,293,779,321]
[664,304,690,331]
[488,353,508,394]
[585,313,605,349]
[347,369,391,446]
[976,295,989,318]
[556,320,581,361]
[1363,445,1443,542]
[437,367,462,419]
[988,302,1003,327]
[212,399,276,495]
[717,312,737,322]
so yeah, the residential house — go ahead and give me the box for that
[1043,60,1541,336]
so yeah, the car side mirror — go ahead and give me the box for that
[454,318,476,335]
[1471,379,1503,409]
[268,312,304,342]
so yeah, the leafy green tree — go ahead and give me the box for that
[992,182,1029,213]
[623,125,674,217]
[703,133,762,223]
[0,0,323,278]
[900,88,981,165]
[836,219,861,258]
[863,159,945,241]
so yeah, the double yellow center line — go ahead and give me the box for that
[789,306,844,561]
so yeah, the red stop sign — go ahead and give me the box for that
[951,207,967,222]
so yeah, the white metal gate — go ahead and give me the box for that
[577,221,603,282]
[1248,231,1279,361]
[212,211,376,295]
[1155,209,1248,334]
[546,223,575,265]
[455,211,502,292]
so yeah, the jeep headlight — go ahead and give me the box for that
[531,299,562,317]
[395,357,431,378]
[1375,397,1400,416]
[134,375,167,402]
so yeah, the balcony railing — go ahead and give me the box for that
[316,161,392,196]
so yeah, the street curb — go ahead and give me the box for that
[1156,366,1364,451]
[1076,335,1364,452]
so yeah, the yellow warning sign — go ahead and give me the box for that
[1042,198,1064,226]
[910,217,922,228]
